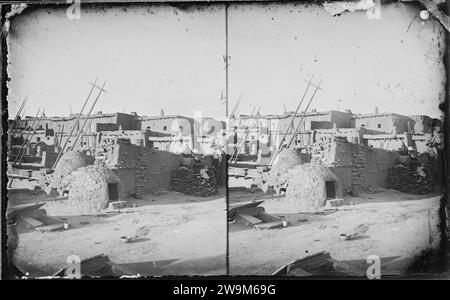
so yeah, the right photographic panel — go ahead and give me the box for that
[227,2,445,276]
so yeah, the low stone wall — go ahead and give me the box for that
[308,137,399,193]
[387,163,434,194]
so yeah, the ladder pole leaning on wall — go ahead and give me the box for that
[70,81,107,153]
[52,78,99,170]
[268,77,314,168]
[8,96,28,135]
[18,109,46,166]
[287,79,322,149]
[13,108,40,164]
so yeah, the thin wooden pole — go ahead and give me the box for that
[70,81,107,152]
[18,109,46,165]
[287,80,322,148]
[8,96,28,135]
[52,78,98,169]
[268,76,313,167]
[13,108,40,163]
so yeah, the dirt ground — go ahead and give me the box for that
[229,177,442,276]
[9,188,227,277]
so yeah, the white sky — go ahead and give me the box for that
[7,5,226,119]
[228,3,445,118]
[7,3,445,120]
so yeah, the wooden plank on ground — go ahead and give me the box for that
[286,251,332,273]
[235,214,263,227]
[236,206,265,217]
[6,202,46,219]
[40,215,65,225]
[254,220,283,230]
[19,216,44,229]
[256,212,282,223]
[328,259,366,277]
[20,208,47,219]
[36,223,65,232]
[228,200,264,217]
[289,267,312,277]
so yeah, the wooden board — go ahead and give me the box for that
[289,267,312,277]
[36,223,65,232]
[20,208,47,219]
[235,214,263,227]
[287,252,332,274]
[236,206,265,217]
[40,215,65,225]
[328,259,366,277]
[254,220,283,230]
[256,212,282,223]
[6,202,46,220]
[228,200,264,217]
[19,216,44,229]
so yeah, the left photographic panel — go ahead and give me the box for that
[5,3,227,277]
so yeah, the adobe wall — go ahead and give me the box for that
[310,138,399,193]
[41,151,58,168]
[112,168,136,196]
[141,117,193,137]
[107,142,182,195]
[409,115,434,134]
[355,115,396,133]
[329,111,353,128]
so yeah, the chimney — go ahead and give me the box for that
[160,109,165,116]
[374,107,379,114]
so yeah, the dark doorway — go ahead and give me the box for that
[108,183,119,201]
[325,181,336,199]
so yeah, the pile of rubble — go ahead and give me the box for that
[170,166,218,197]
[387,164,434,194]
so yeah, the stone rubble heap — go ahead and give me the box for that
[387,164,434,194]
[170,166,218,197]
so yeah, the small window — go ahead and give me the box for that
[36,137,41,142]
[377,124,381,128]
[163,126,167,130]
